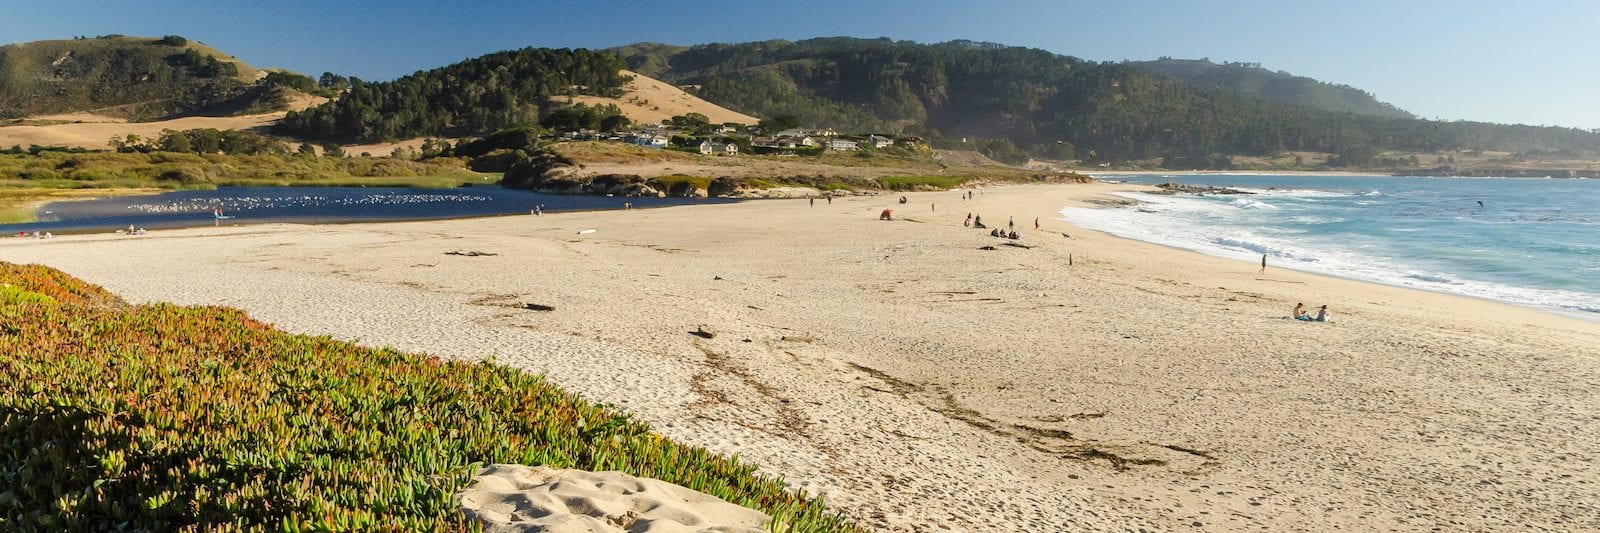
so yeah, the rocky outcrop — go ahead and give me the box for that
[1148,182,1253,195]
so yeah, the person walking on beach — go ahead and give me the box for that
[810,196,815,207]
[1034,217,1039,230]
[826,195,832,204]
[1008,216,1014,230]
[1259,254,1268,274]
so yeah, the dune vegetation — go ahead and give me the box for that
[0,262,861,531]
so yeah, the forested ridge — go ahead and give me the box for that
[1128,58,1414,119]
[616,38,1600,164]
[279,48,628,142]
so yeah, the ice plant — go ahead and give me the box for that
[0,262,859,531]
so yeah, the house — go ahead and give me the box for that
[894,136,925,148]
[774,128,809,138]
[822,139,859,151]
[691,140,714,154]
[630,134,669,148]
[866,135,893,149]
[709,142,739,155]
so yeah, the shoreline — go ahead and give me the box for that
[4,182,1597,530]
[1058,186,1600,323]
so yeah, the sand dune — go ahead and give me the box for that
[4,184,1596,531]
[459,465,769,532]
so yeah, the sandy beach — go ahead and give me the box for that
[3,183,1596,531]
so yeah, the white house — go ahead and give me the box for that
[708,142,739,155]
[822,139,859,151]
[631,134,669,148]
[867,134,893,149]
[692,140,714,154]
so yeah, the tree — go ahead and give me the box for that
[322,143,345,158]
[159,131,193,153]
[758,114,800,133]
[600,114,632,132]
[297,143,317,156]
[669,113,711,133]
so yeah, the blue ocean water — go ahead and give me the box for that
[1061,174,1600,318]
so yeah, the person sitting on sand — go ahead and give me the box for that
[880,209,894,221]
[1315,305,1331,322]
[964,213,972,227]
[1293,303,1307,320]
[1009,230,1020,239]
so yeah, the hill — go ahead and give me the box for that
[1127,58,1413,119]
[566,69,756,126]
[0,91,326,150]
[0,35,283,121]
[613,38,1600,166]
[279,47,630,142]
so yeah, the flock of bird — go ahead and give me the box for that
[123,193,494,215]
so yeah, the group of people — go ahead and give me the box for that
[15,230,53,239]
[989,228,1022,240]
[964,212,1022,239]
[1292,302,1332,322]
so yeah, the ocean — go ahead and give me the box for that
[1061,174,1600,318]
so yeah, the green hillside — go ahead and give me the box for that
[278,48,628,142]
[0,35,282,121]
[613,38,1600,166]
[1128,58,1413,119]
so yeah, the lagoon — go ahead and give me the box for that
[1,186,737,234]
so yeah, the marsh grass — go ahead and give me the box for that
[876,175,970,190]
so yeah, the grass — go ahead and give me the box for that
[0,263,862,531]
[877,175,970,190]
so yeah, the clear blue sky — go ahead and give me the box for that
[5,0,1597,129]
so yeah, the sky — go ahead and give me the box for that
[4,0,1598,130]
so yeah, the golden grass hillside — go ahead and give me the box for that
[567,70,757,125]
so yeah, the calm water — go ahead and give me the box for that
[1063,174,1600,317]
[2,186,738,234]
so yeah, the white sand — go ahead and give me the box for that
[3,183,1597,531]
[459,465,768,532]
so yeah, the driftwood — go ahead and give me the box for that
[446,250,498,257]
[691,325,717,339]
[522,303,555,311]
